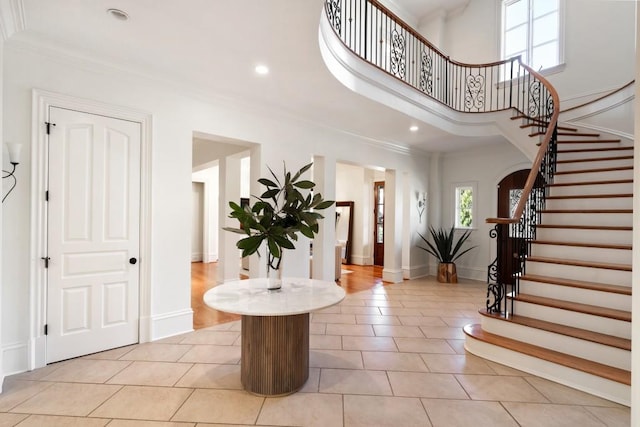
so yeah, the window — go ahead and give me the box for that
[454,183,476,229]
[502,0,562,72]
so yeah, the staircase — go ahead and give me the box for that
[464,126,632,405]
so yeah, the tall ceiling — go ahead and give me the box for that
[11,0,498,153]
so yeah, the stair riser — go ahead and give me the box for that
[530,243,632,265]
[548,182,633,196]
[481,316,630,370]
[519,280,631,311]
[557,150,633,161]
[536,228,631,245]
[525,262,631,286]
[512,300,631,339]
[545,197,632,210]
[556,158,633,172]
[540,212,632,227]
[556,142,623,150]
[553,169,633,184]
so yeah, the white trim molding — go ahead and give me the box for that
[0,0,25,40]
[29,89,153,370]
[151,309,194,341]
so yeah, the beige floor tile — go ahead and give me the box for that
[174,363,241,389]
[337,297,366,306]
[309,349,363,369]
[171,389,263,424]
[0,380,54,412]
[178,331,240,345]
[440,317,476,327]
[319,368,392,395]
[342,336,397,351]
[387,371,468,399]
[502,402,609,427]
[298,368,321,393]
[456,375,549,402]
[379,307,424,316]
[362,351,428,372]
[397,316,447,327]
[584,406,631,427]
[364,300,403,308]
[107,361,193,386]
[339,306,382,315]
[118,343,192,362]
[355,315,400,325]
[227,321,242,332]
[11,382,121,416]
[419,326,466,339]
[154,333,193,344]
[373,325,425,338]
[325,324,374,336]
[421,354,496,374]
[524,377,622,407]
[309,334,342,350]
[90,385,192,421]
[0,413,28,427]
[40,359,131,383]
[484,360,530,376]
[107,421,196,427]
[394,338,456,354]
[257,392,343,427]
[7,362,68,382]
[311,313,356,324]
[201,322,234,331]
[178,345,240,364]
[314,306,341,314]
[344,395,430,427]
[422,398,518,427]
[309,322,327,334]
[445,339,467,354]
[14,414,110,426]
[83,345,138,360]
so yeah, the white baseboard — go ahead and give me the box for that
[350,255,372,265]
[402,264,429,279]
[382,268,403,283]
[203,253,218,263]
[2,342,29,376]
[150,308,194,341]
[191,253,203,262]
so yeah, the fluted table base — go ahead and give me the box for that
[240,313,309,396]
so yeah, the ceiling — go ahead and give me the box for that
[12,0,498,153]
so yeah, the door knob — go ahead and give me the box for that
[129,257,137,265]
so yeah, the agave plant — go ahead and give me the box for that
[224,162,334,271]
[417,226,475,263]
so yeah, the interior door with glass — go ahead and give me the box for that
[373,181,384,266]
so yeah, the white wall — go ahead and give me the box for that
[440,0,635,100]
[191,182,204,262]
[438,140,529,281]
[336,163,371,265]
[1,44,430,374]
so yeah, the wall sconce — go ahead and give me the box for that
[416,191,426,223]
[3,142,22,203]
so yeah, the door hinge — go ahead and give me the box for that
[44,324,48,335]
[41,257,50,268]
[45,121,56,135]
[45,190,49,201]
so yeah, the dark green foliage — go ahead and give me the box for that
[223,162,334,269]
[417,226,475,263]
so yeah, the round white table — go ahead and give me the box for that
[204,278,345,395]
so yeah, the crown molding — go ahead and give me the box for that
[0,0,25,40]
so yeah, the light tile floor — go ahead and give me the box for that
[0,277,630,426]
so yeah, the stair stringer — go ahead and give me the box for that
[318,13,539,160]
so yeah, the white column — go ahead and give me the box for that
[312,155,337,281]
[382,169,403,283]
[248,146,265,278]
[401,171,411,279]
[217,154,242,283]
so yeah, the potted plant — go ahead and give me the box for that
[224,162,334,290]
[418,226,475,283]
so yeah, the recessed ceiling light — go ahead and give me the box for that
[107,8,129,21]
[409,125,419,132]
[255,65,269,75]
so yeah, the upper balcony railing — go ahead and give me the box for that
[324,0,560,318]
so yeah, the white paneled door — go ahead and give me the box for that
[46,107,141,363]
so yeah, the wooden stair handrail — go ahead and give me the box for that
[487,62,560,225]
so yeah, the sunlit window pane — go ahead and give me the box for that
[505,25,527,57]
[532,42,558,70]
[533,12,558,45]
[506,0,528,29]
[533,0,558,18]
